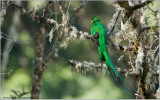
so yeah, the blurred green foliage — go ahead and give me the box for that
[1,1,159,99]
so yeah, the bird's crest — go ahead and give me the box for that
[91,16,101,23]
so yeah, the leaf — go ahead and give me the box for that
[10,95,17,99]
[19,92,30,97]
[11,90,19,97]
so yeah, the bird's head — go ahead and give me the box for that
[91,16,101,24]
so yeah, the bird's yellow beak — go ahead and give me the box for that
[91,20,93,23]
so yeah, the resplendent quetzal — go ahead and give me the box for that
[91,16,135,95]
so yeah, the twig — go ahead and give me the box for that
[154,51,159,67]
[67,0,71,14]
[8,1,41,21]
[150,45,159,58]
[140,26,159,32]
[107,10,121,37]
[69,1,87,24]
[0,66,14,76]
[131,1,152,11]
[43,31,65,69]
[117,1,152,18]
[147,5,159,14]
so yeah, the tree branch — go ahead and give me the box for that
[68,59,159,76]
[8,1,41,21]
[131,1,152,11]
[117,1,152,18]
[107,10,121,37]
[31,1,52,99]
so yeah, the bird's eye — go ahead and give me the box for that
[93,20,98,23]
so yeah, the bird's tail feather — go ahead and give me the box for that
[103,50,136,94]
[101,61,103,72]
[108,68,133,95]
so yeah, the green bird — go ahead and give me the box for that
[91,16,135,95]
